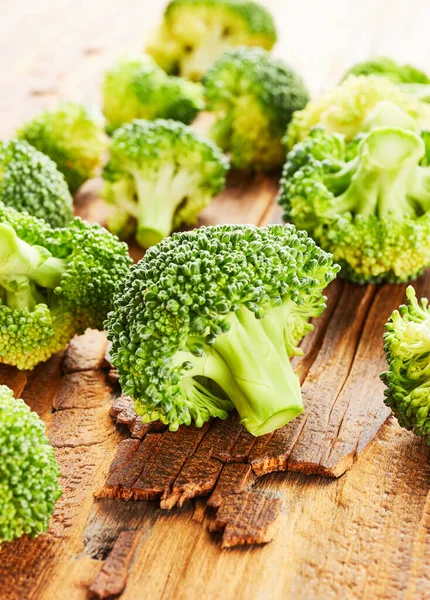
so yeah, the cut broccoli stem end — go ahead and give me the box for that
[186,306,303,436]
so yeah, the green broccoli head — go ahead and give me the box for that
[102,119,229,248]
[279,125,430,283]
[342,57,430,85]
[146,0,277,80]
[285,75,430,149]
[0,385,61,544]
[204,46,309,171]
[0,139,73,228]
[381,286,430,442]
[106,224,339,436]
[102,56,205,132]
[17,101,108,193]
[0,203,132,370]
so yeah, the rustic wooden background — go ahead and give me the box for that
[1,1,430,599]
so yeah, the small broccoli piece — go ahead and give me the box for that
[146,0,277,80]
[381,286,430,442]
[102,56,205,132]
[204,47,309,171]
[285,75,430,149]
[17,101,107,193]
[106,224,339,436]
[279,126,430,283]
[342,57,430,85]
[0,385,61,544]
[102,119,228,248]
[0,203,132,370]
[0,139,72,228]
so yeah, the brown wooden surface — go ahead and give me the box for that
[1,1,430,599]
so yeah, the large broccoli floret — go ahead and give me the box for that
[0,139,72,228]
[204,47,309,171]
[285,75,430,149]
[106,224,339,436]
[102,56,205,132]
[146,0,277,80]
[0,203,132,370]
[342,57,430,85]
[279,126,430,283]
[0,385,61,544]
[17,101,108,193]
[102,119,228,248]
[381,286,430,442]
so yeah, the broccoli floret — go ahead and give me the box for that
[342,57,430,85]
[285,75,430,149]
[278,126,430,283]
[0,203,132,370]
[102,119,228,248]
[203,47,309,171]
[106,224,339,436]
[0,385,61,544]
[17,101,107,193]
[0,139,72,228]
[381,286,430,442]
[146,0,277,80]
[102,56,205,132]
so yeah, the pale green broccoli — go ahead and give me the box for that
[102,56,205,132]
[17,101,107,193]
[285,75,430,149]
[278,126,430,283]
[342,57,430,85]
[106,224,339,436]
[0,203,132,370]
[102,119,228,248]
[146,0,277,80]
[0,139,72,228]
[204,47,309,171]
[381,286,430,442]
[0,385,61,545]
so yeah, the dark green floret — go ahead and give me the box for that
[146,0,277,80]
[0,139,72,228]
[0,385,61,544]
[278,125,430,283]
[102,119,228,248]
[342,57,430,85]
[0,203,132,370]
[102,56,205,132]
[106,224,339,436]
[17,101,107,193]
[204,46,309,171]
[381,287,430,442]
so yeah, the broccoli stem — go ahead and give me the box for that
[333,128,425,219]
[181,305,303,436]
[134,164,201,247]
[0,224,66,309]
[181,24,229,80]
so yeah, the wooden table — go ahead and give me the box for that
[1,1,430,599]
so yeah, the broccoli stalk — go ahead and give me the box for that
[324,127,427,220]
[174,306,303,435]
[0,224,66,294]
[131,164,207,248]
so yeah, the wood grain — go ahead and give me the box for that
[1,0,430,599]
